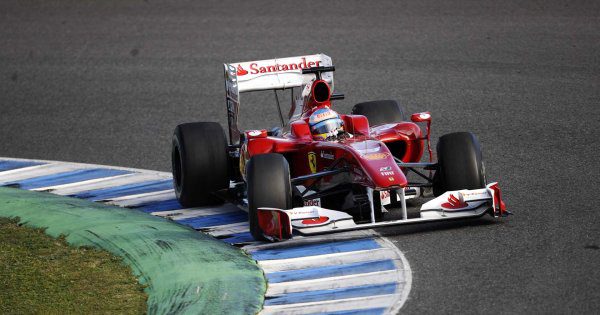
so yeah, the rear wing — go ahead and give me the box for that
[224,54,333,144]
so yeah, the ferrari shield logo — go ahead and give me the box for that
[308,152,317,173]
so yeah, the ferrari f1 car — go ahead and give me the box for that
[171,54,508,241]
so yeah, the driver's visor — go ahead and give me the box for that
[311,118,344,135]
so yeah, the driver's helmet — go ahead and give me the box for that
[308,107,344,141]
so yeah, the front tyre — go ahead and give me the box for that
[433,132,486,196]
[247,154,293,241]
[172,122,229,207]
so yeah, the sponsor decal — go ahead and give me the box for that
[419,113,431,120]
[236,57,322,76]
[388,177,395,182]
[320,151,335,160]
[381,171,395,176]
[458,190,488,198]
[301,216,329,225]
[236,64,248,76]
[380,190,391,206]
[303,198,321,207]
[287,208,318,216]
[308,152,317,173]
[363,152,389,160]
[380,166,392,171]
[380,190,391,199]
[309,108,337,124]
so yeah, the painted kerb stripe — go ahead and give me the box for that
[0,158,412,314]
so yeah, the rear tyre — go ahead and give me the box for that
[351,100,406,126]
[172,122,229,207]
[433,132,486,196]
[247,154,293,241]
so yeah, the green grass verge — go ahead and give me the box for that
[0,187,265,314]
[0,217,147,314]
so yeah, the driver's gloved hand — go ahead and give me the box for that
[326,131,350,141]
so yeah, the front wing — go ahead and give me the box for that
[257,182,508,241]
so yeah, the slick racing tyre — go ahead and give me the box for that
[172,122,229,207]
[351,100,406,126]
[247,153,293,241]
[433,132,486,196]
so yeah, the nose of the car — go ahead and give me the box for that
[360,157,407,188]
[347,139,407,188]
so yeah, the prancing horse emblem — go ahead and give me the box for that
[308,152,317,173]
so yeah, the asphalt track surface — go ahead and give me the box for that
[1,0,599,313]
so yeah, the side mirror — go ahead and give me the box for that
[410,112,433,163]
[410,112,431,123]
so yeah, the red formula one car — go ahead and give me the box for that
[171,54,508,241]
